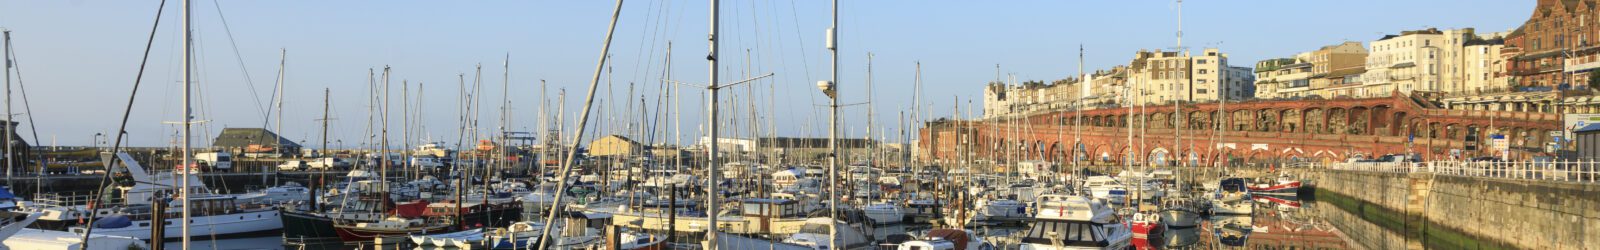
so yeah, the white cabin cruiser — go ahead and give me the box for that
[1209,178,1254,215]
[861,201,906,225]
[1018,195,1131,250]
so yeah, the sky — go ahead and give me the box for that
[0,0,1532,148]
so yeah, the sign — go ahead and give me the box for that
[1562,113,1600,139]
[1490,134,1509,152]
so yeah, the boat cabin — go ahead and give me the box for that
[739,198,804,218]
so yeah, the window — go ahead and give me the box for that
[1198,89,1208,94]
[1199,69,1209,74]
[1197,59,1208,64]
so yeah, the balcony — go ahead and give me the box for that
[1512,64,1564,76]
[1565,58,1600,73]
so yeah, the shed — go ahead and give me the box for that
[1575,124,1600,159]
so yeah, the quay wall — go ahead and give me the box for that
[1309,169,1599,249]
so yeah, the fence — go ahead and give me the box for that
[1314,160,1600,183]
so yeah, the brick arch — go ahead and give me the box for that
[1304,108,1325,134]
[1349,106,1370,135]
[1257,108,1277,132]
[1328,107,1348,134]
[1281,108,1301,133]
[1389,110,1408,136]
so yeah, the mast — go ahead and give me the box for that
[1,28,10,185]
[179,0,193,248]
[380,66,391,211]
[705,0,723,246]
[500,54,510,179]
[1074,45,1083,172]
[403,80,410,178]
[276,48,285,164]
[317,88,329,211]
[1176,0,1188,168]
[827,0,841,247]
[536,0,624,248]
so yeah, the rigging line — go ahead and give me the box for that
[632,0,671,87]
[7,30,48,196]
[627,0,660,88]
[78,1,166,249]
[210,0,269,120]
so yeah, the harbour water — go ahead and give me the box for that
[154,187,1480,249]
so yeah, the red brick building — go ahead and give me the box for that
[1506,0,1600,89]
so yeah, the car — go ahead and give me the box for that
[277,160,309,171]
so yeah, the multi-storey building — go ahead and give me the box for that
[1310,42,1370,98]
[1128,48,1252,105]
[982,66,1132,118]
[1505,0,1595,88]
[1253,55,1312,100]
[1362,28,1451,98]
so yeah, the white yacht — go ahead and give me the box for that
[971,197,1030,222]
[783,217,872,250]
[1081,176,1127,203]
[1018,195,1131,250]
[894,228,995,250]
[1,212,148,250]
[27,152,284,239]
[861,201,906,225]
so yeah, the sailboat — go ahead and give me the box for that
[60,153,283,240]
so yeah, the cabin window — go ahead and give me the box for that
[139,222,149,227]
[1022,220,1107,246]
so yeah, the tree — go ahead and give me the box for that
[1589,70,1600,91]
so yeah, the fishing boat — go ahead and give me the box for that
[1248,174,1303,195]
[1018,194,1131,250]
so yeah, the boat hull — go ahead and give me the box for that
[71,209,283,240]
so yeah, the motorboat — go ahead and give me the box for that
[861,202,906,225]
[1,211,149,250]
[1081,176,1127,203]
[782,217,872,250]
[1210,178,1253,215]
[971,197,1030,223]
[1017,194,1131,250]
[894,228,995,250]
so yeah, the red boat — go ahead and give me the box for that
[1251,194,1303,208]
[1248,178,1302,194]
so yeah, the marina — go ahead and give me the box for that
[0,0,1595,249]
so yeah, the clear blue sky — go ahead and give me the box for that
[0,0,1530,148]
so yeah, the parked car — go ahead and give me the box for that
[277,160,309,171]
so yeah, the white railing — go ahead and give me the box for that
[1313,161,1600,183]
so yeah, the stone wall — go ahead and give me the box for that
[1422,174,1599,249]
[1310,169,1599,249]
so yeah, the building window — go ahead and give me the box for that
[1197,59,1208,64]
[1198,89,1208,94]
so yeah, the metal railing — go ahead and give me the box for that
[1315,161,1600,183]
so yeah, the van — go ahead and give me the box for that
[194,152,233,172]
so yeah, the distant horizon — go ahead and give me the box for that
[0,1,1531,147]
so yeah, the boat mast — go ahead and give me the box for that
[500,54,510,179]
[316,88,329,211]
[827,0,841,247]
[276,48,286,169]
[705,0,723,246]
[535,0,624,248]
[380,66,391,212]
[179,0,193,248]
[2,28,11,186]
